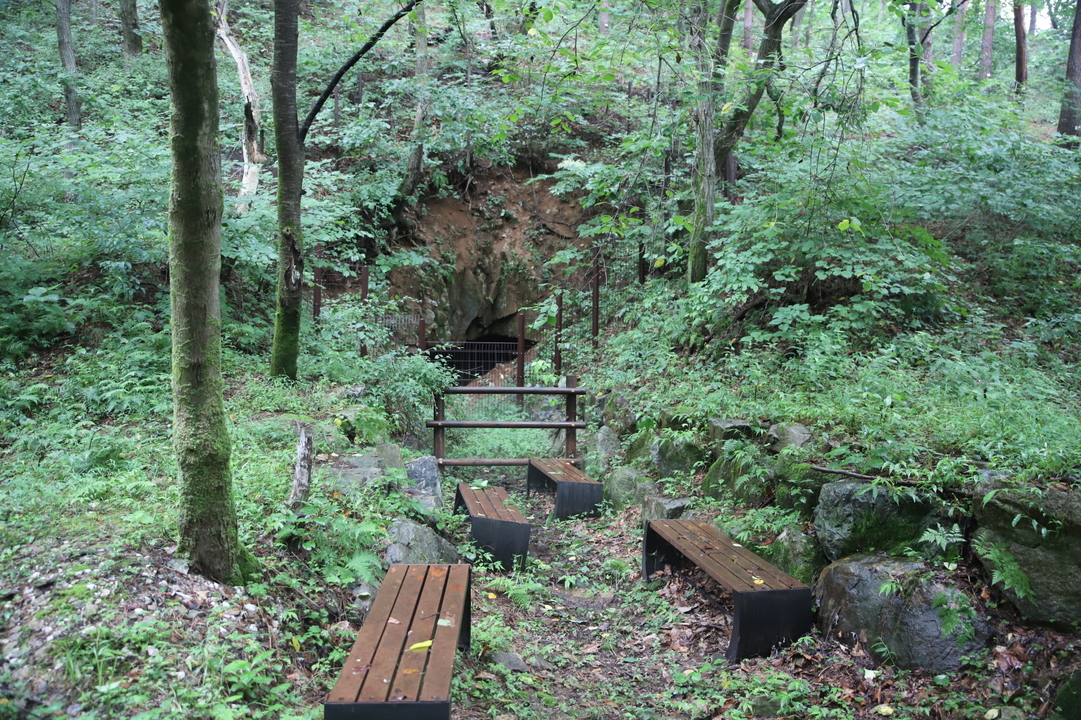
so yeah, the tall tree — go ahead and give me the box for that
[269,1,422,379]
[159,0,251,584]
[120,0,143,58]
[977,0,997,77]
[952,0,970,66]
[688,0,717,284]
[56,0,81,131]
[1013,0,1029,89]
[217,0,264,210]
[743,0,756,50]
[399,2,430,200]
[1057,0,1081,137]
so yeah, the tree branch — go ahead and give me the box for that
[298,0,423,144]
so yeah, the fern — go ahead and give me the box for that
[485,576,547,609]
[932,591,977,647]
[972,535,1034,601]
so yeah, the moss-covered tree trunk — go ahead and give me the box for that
[160,0,249,584]
[269,0,304,379]
[56,0,81,131]
[120,0,143,59]
[688,0,716,284]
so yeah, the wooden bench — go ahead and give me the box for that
[526,458,602,521]
[642,519,812,661]
[325,564,471,720]
[453,483,530,571]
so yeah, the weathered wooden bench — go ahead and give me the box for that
[526,458,602,521]
[325,564,471,720]
[453,483,530,571]
[642,519,812,661]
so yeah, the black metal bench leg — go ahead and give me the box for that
[727,588,814,662]
[642,521,673,581]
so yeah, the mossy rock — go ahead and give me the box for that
[769,460,835,519]
[758,525,827,585]
[624,431,654,464]
[1054,671,1081,720]
[813,482,947,562]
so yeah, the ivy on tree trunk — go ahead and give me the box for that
[160,0,253,585]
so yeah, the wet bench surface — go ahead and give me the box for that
[526,458,602,521]
[454,483,530,571]
[324,564,471,720]
[643,519,812,661]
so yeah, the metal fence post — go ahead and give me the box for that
[516,313,526,406]
[433,394,445,461]
[591,244,600,348]
[554,290,563,377]
[312,245,324,324]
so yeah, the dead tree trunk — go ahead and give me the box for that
[217,0,264,211]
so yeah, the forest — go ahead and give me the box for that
[1,0,1080,716]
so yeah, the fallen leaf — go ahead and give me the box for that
[582,643,600,654]
[401,668,421,674]
[387,617,401,625]
[873,705,894,716]
[488,593,497,599]
[409,640,433,651]
[437,618,454,627]
[676,606,694,613]
[291,636,301,652]
[475,671,497,680]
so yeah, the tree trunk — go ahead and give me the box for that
[919,3,935,98]
[743,0,756,50]
[1029,2,1037,34]
[688,0,716,284]
[906,6,926,106]
[978,0,997,78]
[399,2,429,200]
[1057,0,1081,136]
[270,0,305,379]
[160,0,250,585]
[952,0,970,66]
[217,0,263,210]
[120,0,143,58]
[56,0,81,131]
[804,0,816,46]
[599,0,611,33]
[288,424,313,511]
[1014,1,1028,89]
[715,0,806,178]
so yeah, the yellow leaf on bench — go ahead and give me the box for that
[409,640,433,651]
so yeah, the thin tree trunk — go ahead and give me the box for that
[952,0,970,65]
[906,5,926,106]
[270,0,305,379]
[160,0,249,585]
[1014,1,1029,89]
[56,0,81,131]
[1029,1,1037,34]
[919,3,935,97]
[599,0,611,33]
[715,0,806,172]
[217,0,263,210]
[743,0,756,50]
[978,0,997,78]
[288,424,313,510]
[120,0,143,58]
[399,2,429,199]
[1057,0,1081,136]
[804,0,816,46]
[688,0,716,284]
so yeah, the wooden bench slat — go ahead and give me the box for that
[387,565,449,701]
[454,484,530,571]
[419,564,470,702]
[326,565,409,703]
[527,459,602,520]
[664,521,804,591]
[359,565,429,702]
[651,521,756,592]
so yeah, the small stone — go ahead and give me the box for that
[491,651,529,672]
[146,646,158,657]
[166,559,189,574]
[243,604,257,613]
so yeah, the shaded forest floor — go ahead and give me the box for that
[3,455,1078,720]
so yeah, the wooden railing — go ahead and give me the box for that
[427,376,587,467]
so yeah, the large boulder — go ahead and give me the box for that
[603,390,638,436]
[761,525,827,585]
[604,467,647,512]
[707,417,757,447]
[375,443,405,470]
[702,455,767,503]
[816,555,992,671]
[384,518,460,565]
[973,477,1081,628]
[405,455,443,511]
[1054,671,1081,720]
[588,424,622,475]
[813,481,945,562]
[650,436,706,479]
[642,496,691,521]
[767,423,813,454]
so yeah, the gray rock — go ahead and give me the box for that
[767,423,813,454]
[641,496,691,521]
[335,455,387,486]
[816,555,992,671]
[384,518,459,565]
[761,525,827,585]
[634,480,660,504]
[973,479,1081,628]
[708,418,757,445]
[813,481,945,562]
[406,456,442,507]
[603,390,637,436]
[1054,670,1081,720]
[750,695,783,717]
[651,436,706,478]
[351,581,379,616]
[604,467,646,512]
[375,443,405,470]
[593,425,622,471]
[491,651,530,673]
[624,432,653,464]
[702,455,767,503]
